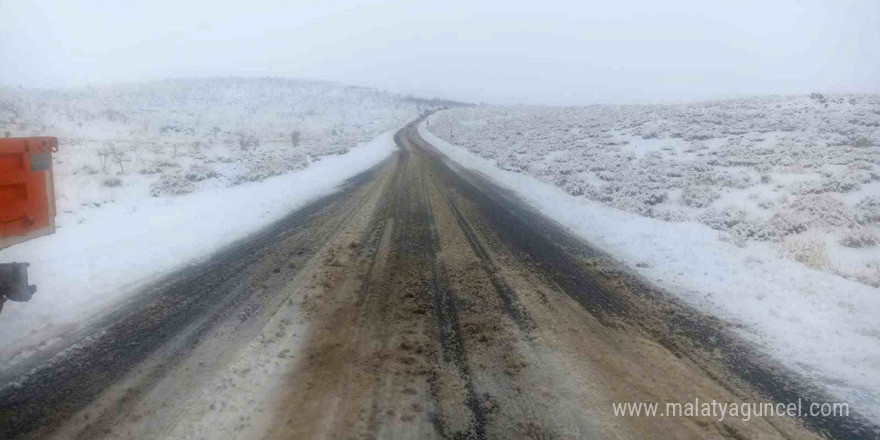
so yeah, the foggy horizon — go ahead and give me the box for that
[2,2,880,437]
[2,0,879,106]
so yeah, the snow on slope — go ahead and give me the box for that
[0,127,399,366]
[420,119,880,422]
[427,96,880,287]
[0,78,417,225]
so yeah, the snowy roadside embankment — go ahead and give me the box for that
[0,129,398,362]
[420,121,880,421]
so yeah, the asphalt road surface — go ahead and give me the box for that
[1,121,876,439]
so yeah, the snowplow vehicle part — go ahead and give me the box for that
[0,136,58,313]
[0,263,36,313]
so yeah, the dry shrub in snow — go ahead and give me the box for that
[855,196,880,225]
[74,164,99,176]
[851,262,880,288]
[839,228,879,248]
[645,191,668,206]
[699,207,748,231]
[138,165,162,175]
[139,160,179,176]
[231,153,308,186]
[102,177,122,188]
[184,164,220,182]
[648,207,689,222]
[700,207,782,243]
[564,181,585,196]
[769,194,855,233]
[679,185,720,208]
[779,238,829,270]
[853,137,873,148]
[150,172,196,197]
[791,174,863,195]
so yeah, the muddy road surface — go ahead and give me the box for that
[1,121,875,439]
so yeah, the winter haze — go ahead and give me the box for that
[2,1,880,439]
[2,0,878,104]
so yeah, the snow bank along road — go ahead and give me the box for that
[0,121,876,439]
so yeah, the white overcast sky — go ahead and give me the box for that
[1,0,878,105]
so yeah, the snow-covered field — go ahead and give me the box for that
[0,78,414,362]
[0,78,416,224]
[421,97,880,421]
[427,96,880,287]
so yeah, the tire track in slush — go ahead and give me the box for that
[441,188,532,333]
[418,171,487,440]
[385,137,487,439]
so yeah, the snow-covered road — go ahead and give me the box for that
[0,122,874,440]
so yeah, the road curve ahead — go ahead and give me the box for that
[0,121,875,440]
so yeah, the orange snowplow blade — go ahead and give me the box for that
[0,137,57,249]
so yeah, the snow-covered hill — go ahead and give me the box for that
[0,77,419,225]
[427,95,880,287]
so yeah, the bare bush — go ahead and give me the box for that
[230,152,308,186]
[699,207,748,231]
[110,148,128,174]
[771,194,856,231]
[855,196,880,225]
[184,164,219,182]
[74,164,99,176]
[840,228,879,248]
[792,174,862,195]
[564,182,585,196]
[780,238,829,270]
[680,185,720,208]
[852,137,872,148]
[97,147,112,174]
[849,262,880,288]
[150,173,196,197]
[238,132,260,151]
[649,207,689,222]
[102,177,122,188]
[138,165,162,175]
